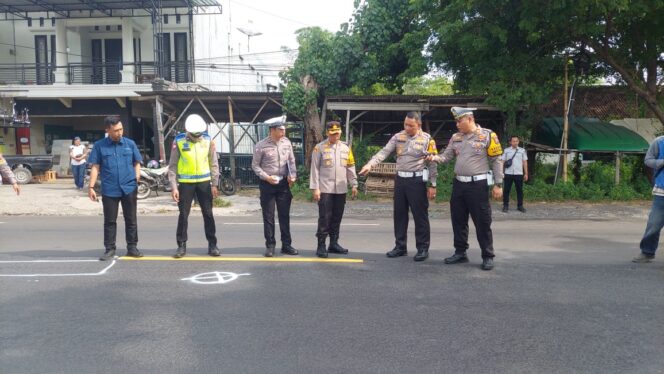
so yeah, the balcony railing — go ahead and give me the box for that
[0,61,192,85]
[0,63,54,85]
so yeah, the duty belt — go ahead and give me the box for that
[456,173,488,183]
[397,171,423,178]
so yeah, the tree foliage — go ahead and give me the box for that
[417,0,664,125]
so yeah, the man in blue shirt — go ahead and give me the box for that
[88,115,143,261]
[633,135,664,263]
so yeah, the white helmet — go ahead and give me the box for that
[185,114,207,134]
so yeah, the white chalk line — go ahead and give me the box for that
[0,259,100,263]
[0,259,117,277]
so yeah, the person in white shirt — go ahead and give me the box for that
[501,136,528,213]
[69,136,88,190]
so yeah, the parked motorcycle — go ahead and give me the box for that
[138,165,171,200]
[83,164,100,193]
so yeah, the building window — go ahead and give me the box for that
[106,25,111,31]
[28,18,32,27]
[164,14,169,24]
[51,18,55,27]
[94,25,99,31]
[176,14,181,24]
[39,17,44,27]
[118,25,122,31]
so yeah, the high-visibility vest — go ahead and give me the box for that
[175,133,212,183]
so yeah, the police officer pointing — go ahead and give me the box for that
[251,121,298,257]
[310,121,358,258]
[359,112,437,261]
[427,107,503,270]
[168,114,221,258]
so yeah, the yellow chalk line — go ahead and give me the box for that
[119,256,363,263]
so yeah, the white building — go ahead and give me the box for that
[0,0,222,158]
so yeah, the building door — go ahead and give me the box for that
[34,35,49,84]
[104,39,123,84]
[159,33,171,81]
[174,32,188,83]
[91,39,103,84]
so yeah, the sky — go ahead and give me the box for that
[193,0,357,90]
[223,0,356,52]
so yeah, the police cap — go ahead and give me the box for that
[326,121,342,134]
[269,121,286,130]
[451,106,477,120]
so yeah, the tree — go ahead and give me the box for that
[417,0,664,126]
[281,0,429,165]
[280,27,366,166]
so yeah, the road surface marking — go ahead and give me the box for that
[181,271,250,284]
[120,256,363,263]
[223,222,379,226]
[0,259,117,277]
[0,259,100,263]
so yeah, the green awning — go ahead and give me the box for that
[531,117,649,152]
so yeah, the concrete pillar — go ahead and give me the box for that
[54,20,68,84]
[121,18,135,84]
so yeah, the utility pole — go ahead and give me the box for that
[562,58,570,183]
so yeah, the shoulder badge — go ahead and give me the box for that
[427,139,438,155]
[347,148,356,166]
[487,132,503,157]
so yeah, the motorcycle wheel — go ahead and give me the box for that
[219,176,236,196]
[137,181,151,199]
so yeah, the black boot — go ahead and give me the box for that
[328,235,348,254]
[173,242,186,258]
[316,236,328,258]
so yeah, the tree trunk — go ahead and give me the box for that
[301,74,323,168]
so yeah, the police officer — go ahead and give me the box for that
[168,114,220,258]
[359,112,438,261]
[427,107,503,270]
[251,121,298,257]
[310,121,359,258]
[0,154,20,196]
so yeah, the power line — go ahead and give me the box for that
[227,0,313,27]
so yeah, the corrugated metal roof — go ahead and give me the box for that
[532,117,649,152]
[327,94,489,104]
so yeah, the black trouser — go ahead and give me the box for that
[176,182,217,246]
[102,189,138,251]
[259,179,292,248]
[450,179,495,259]
[503,174,524,208]
[317,193,347,238]
[394,176,430,251]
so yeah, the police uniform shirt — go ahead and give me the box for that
[501,147,527,176]
[167,133,220,189]
[252,136,297,181]
[368,130,438,181]
[310,139,358,194]
[435,125,504,183]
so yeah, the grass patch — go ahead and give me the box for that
[213,197,231,207]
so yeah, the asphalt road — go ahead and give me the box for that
[1,215,663,374]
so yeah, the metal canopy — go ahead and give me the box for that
[0,0,219,17]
